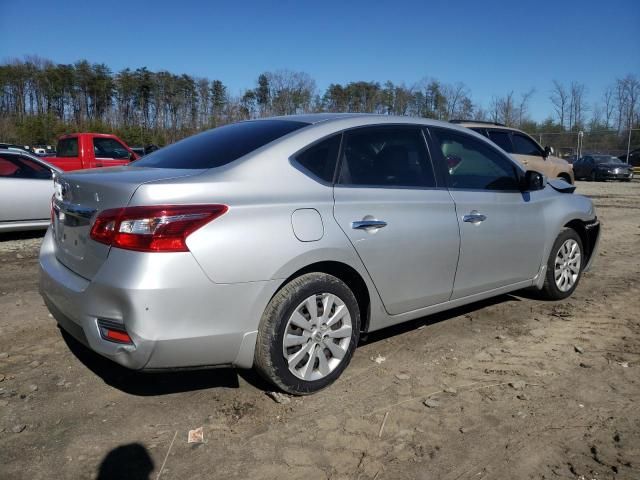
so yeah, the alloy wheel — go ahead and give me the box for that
[282,293,352,381]
[554,239,581,292]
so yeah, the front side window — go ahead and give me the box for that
[487,130,514,153]
[431,128,520,191]
[57,138,78,158]
[134,120,308,169]
[337,126,435,188]
[512,133,543,156]
[94,138,130,159]
[294,135,341,183]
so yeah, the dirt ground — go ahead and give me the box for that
[0,180,638,480]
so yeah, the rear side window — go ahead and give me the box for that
[134,120,308,169]
[94,138,130,159]
[337,126,436,188]
[57,138,78,157]
[512,134,543,156]
[488,130,514,153]
[293,135,341,183]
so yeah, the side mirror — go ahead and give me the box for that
[521,170,545,191]
[543,146,553,158]
[129,151,137,161]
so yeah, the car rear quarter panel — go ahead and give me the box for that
[127,137,371,286]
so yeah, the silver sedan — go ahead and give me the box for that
[39,114,600,394]
[0,149,60,232]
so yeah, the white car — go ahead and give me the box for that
[0,149,60,231]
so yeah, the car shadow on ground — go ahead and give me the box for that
[60,331,247,396]
[61,292,530,396]
[360,293,522,346]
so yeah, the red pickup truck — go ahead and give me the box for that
[44,133,139,171]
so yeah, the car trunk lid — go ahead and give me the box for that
[52,166,205,280]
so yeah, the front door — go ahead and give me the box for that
[332,126,460,315]
[428,127,546,299]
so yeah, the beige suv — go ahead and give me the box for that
[453,121,574,183]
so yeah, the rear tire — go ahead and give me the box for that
[539,228,584,300]
[254,273,360,395]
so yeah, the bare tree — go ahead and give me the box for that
[615,79,628,133]
[550,80,568,128]
[601,85,616,128]
[621,75,639,127]
[488,96,501,124]
[267,70,316,116]
[517,88,535,126]
[442,82,469,120]
[473,106,488,122]
[568,82,588,130]
[590,103,603,129]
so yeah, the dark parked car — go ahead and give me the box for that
[573,155,634,181]
[618,148,640,170]
[130,147,146,157]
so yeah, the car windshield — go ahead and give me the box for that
[133,120,308,169]
[592,155,620,164]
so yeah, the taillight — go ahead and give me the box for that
[90,205,227,252]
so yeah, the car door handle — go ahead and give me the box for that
[462,211,487,224]
[351,220,388,230]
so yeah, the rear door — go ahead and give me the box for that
[428,127,546,299]
[92,137,132,167]
[332,125,460,315]
[0,154,54,223]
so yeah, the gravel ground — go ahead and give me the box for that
[0,180,638,480]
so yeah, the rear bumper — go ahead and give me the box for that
[39,229,278,370]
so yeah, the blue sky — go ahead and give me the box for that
[1,0,638,120]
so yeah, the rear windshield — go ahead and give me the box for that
[57,138,78,157]
[133,120,308,169]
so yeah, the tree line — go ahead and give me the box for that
[0,55,638,150]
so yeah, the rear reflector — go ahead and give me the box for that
[98,320,133,345]
[90,204,228,252]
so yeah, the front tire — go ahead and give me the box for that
[540,228,584,300]
[254,273,360,395]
